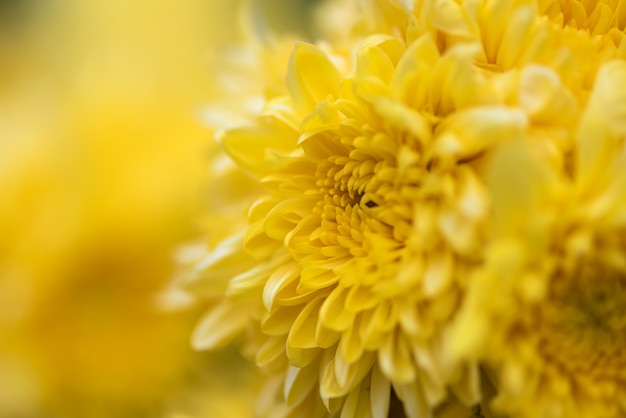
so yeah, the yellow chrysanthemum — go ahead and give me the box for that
[188,0,626,417]
[191,29,490,418]
[359,0,626,90]
[190,2,507,417]
[450,60,626,418]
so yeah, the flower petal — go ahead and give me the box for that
[288,297,325,349]
[263,261,300,310]
[287,42,342,115]
[219,119,297,178]
[192,301,249,350]
[423,250,454,297]
[284,363,319,407]
[393,380,429,418]
[256,335,286,369]
[320,286,357,332]
[370,364,392,418]
[378,330,416,384]
[577,60,626,192]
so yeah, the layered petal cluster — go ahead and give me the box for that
[193,33,496,418]
[189,0,626,417]
[450,61,626,418]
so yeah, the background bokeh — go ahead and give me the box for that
[0,0,317,417]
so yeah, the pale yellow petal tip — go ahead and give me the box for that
[191,302,249,350]
[287,41,342,115]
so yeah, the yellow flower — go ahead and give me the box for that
[189,0,626,417]
[197,29,298,248]
[450,60,626,418]
[0,0,260,417]
[191,32,493,418]
[365,0,625,89]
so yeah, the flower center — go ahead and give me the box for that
[305,124,429,262]
[539,266,626,378]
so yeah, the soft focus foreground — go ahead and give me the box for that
[187,0,626,417]
[0,0,262,417]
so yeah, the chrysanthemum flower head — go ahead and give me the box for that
[449,59,626,418]
[192,28,502,418]
[193,5,509,418]
[189,0,626,417]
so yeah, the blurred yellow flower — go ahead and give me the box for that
[451,61,626,418]
[0,0,261,417]
[187,0,626,417]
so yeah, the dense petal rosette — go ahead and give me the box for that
[450,61,626,418]
[191,24,552,418]
[188,0,626,417]
[192,28,517,417]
